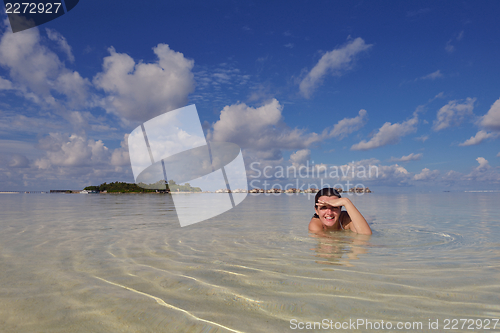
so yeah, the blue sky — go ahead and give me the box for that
[1,0,499,191]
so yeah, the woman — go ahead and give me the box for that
[308,188,372,235]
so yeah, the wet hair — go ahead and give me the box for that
[314,188,341,207]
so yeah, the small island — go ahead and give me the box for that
[82,181,202,193]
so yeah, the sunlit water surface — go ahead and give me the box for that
[1,192,499,332]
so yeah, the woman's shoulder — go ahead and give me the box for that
[308,216,323,232]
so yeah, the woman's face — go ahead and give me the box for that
[315,195,341,227]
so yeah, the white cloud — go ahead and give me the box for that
[0,25,56,96]
[366,162,411,186]
[0,76,12,89]
[0,110,114,137]
[8,154,29,168]
[433,98,475,131]
[192,63,251,106]
[476,157,489,170]
[458,130,498,146]
[390,153,423,162]
[0,151,30,169]
[351,115,418,151]
[433,92,445,100]
[445,31,464,53]
[445,40,455,53]
[93,44,195,122]
[209,99,322,152]
[111,134,130,167]
[0,139,42,160]
[329,109,367,139]
[247,149,284,165]
[284,43,294,49]
[35,133,110,169]
[441,157,500,185]
[0,133,134,190]
[415,135,429,142]
[419,70,443,80]
[55,71,89,106]
[290,149,310,167]
[0,24,89,107]
[46,28,74,63]
[480,98,500,131]
[299,37,372,98]
[461,157,500,183]
[413,168,440,181]
[246,83,275,103]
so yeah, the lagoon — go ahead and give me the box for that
[0,192,499,332]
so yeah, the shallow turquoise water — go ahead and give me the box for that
[0,192,499,332]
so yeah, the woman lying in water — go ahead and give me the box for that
[308,188,372,235]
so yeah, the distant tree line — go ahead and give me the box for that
[84,181,201,193]
[84,182,156,193]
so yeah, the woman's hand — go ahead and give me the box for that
[317,197,345,208]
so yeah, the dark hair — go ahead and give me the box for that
[314,188,341,207]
